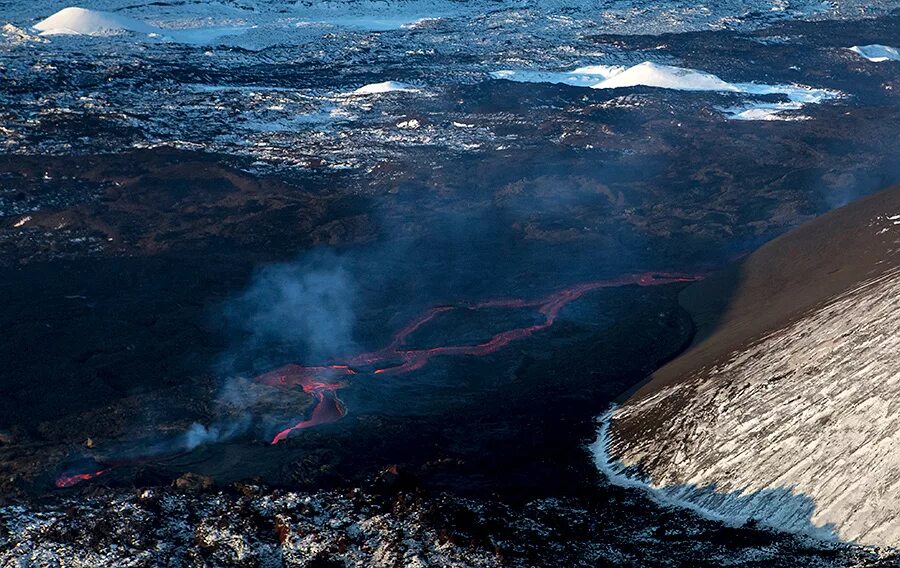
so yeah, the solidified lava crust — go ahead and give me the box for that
[261,272,701,445]
[52,272,701,487]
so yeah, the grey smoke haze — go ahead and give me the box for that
[225,251,358,364]
[152,251,361,451]
[180,417,250,451]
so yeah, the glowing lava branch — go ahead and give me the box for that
[264,272,701,443]
[255,367,351,445]
[53,271,701,485]
[54,469,109,488]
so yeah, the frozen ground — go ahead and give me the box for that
[1,1,899,173]
[1,481,888,567]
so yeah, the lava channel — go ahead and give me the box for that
[55,469,109,488]
[54,271,701,486]
[261,271,702,444]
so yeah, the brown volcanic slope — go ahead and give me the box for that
[602,183,900,546]
[628,182,900,400]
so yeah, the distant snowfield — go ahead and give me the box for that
[33,7,154,36]
[493,62,840,120]
[32,7,248,44]
[16,0,900,50]
[594,262,900,547]
[299,15,445,32]
[849,44,900,62]
[25,4,450,47]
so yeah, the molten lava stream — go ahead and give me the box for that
[55,469,109,488]
[270,389,347,445]
[264,272,703,444]
[53,271,702,485]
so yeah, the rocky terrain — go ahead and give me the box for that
[3,475,893,567]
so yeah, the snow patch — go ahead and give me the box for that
[491,65,624,88]
[1,23,46,44]
[719,102,812,121]
[848,44,900,62]
[32,6,248,44]
[349,81,418,95]
[34,7,155,36]
[494,61,839,120]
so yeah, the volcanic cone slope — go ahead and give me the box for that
[598,184,900,546]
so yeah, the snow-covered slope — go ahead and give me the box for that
[31,6,248,44]
[33,7,155,36]
[594,186,900,547]
[849,44,900,62]
[350,81,418,95]
[591,62,738,92]
[494,62,839,120]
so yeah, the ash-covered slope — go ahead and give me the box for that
[596,184,900,547]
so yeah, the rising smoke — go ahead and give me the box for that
[121,252,362,459]
[185,250,361,443]
[223,250,358,369]
[180,417,252,451]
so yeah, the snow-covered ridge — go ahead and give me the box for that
[33,7,154,36]
[493,62,840,121]
[594,262,900,547]
[32,6,248,44]
[849,44,900,62]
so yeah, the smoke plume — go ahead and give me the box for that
[224,250,358,368]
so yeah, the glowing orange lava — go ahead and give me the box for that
[54,469,109,488]
[262,272,701,444]
[53,271,702,486]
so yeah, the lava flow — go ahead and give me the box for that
[261,272,701,444]
[255,369,350,444]
[55,469,109,488]
[53,271,701,487]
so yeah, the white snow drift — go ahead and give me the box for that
[32,7,247,44]
[33,7,155,36]
[491,65,626,88]
[349,81,418,95]
[493,61,839,120]
[593,62,738,91]
[594,262,900,547]
[849,44,900,62]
